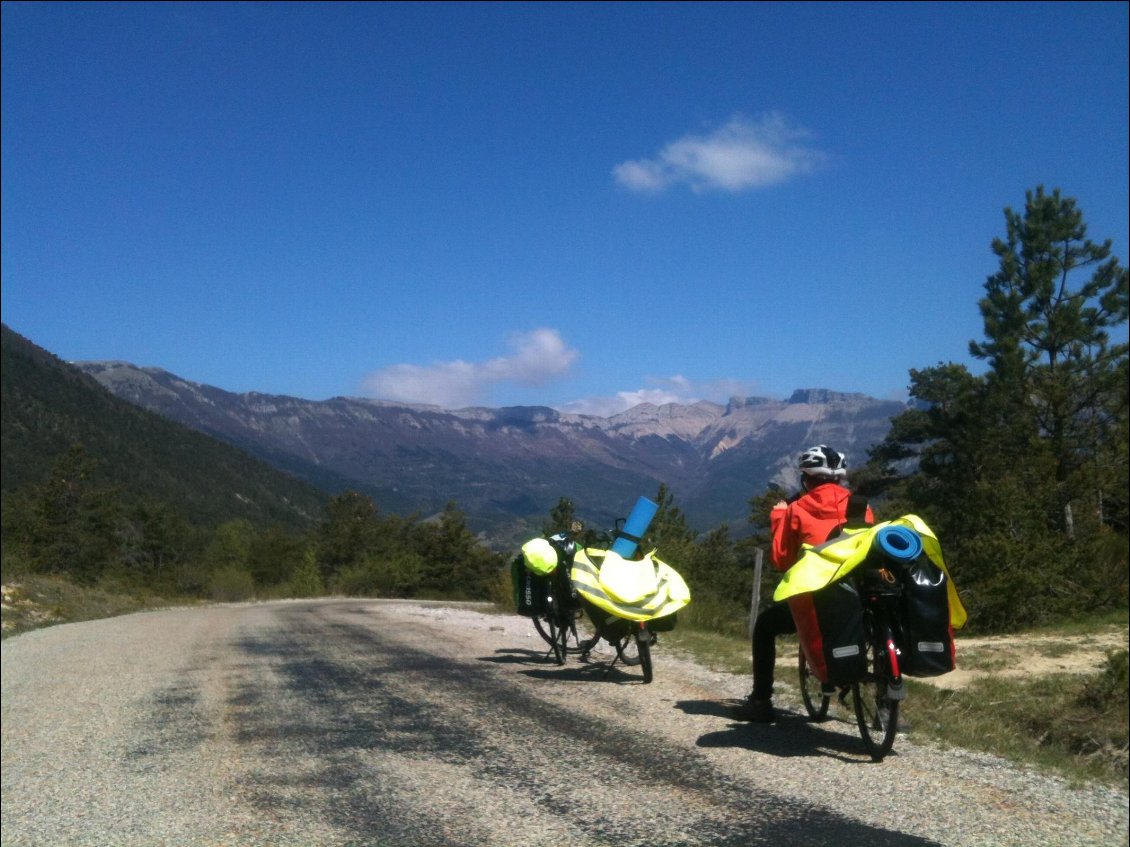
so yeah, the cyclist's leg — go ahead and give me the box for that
[752,601,796,701]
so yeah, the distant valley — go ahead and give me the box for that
[74,360,907,546]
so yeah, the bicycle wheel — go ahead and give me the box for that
[614,633,642,665]
[635,629,653,684]
[549,617,568,665]
[798,647,830,721]
[853,640,899,761]
[562,614,599,655]
[531,613,555,647]
[614,627,653,683]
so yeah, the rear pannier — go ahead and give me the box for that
[898,554,956,677]
[788,580,868,686]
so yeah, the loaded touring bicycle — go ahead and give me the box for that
[513,499,691,683]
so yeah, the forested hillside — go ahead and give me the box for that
[1,325,504,602]
[2,324,327,528]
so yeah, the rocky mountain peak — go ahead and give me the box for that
[73,359,907,542]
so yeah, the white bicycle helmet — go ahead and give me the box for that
[798,444,847,480]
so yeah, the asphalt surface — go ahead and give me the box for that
[2,599,1127,846]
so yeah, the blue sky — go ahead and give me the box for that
[3,2,1127,416]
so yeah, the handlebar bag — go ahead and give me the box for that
[521,537,560,576]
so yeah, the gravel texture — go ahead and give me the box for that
[2,599,1127,847]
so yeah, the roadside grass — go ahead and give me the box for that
[662,618,1129,790]
[901,660,1129,789]
[1,574,181,639]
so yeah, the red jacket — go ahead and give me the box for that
[769,482,874,571]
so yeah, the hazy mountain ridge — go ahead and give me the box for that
[74,360,907,542]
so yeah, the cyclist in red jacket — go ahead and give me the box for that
[734,444,873,722]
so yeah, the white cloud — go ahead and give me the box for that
[612,113,828,194]
[361,328,579,409]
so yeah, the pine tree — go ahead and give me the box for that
[867,187,1128,629]
[970,186,1128,536]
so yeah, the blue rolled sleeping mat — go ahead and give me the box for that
[875,525,923,562]
[610,496,659,558]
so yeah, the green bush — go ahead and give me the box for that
[1079,649,1130,710]
[209,566,256,602]
[0,548,37,582]
[678,589,749,639]
[331,551,428,598]
[485,561,518,611]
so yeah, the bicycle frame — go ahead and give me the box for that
[852,564,907,760]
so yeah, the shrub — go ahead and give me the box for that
[1079,649,1130,710]
[209,566,256,602]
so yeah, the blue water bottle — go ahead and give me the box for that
[611,496,659,558]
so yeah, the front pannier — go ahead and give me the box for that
[511,555,549,617]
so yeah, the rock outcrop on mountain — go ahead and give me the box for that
[75,360,907,544]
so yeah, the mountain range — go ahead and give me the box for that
[72,359,908,545]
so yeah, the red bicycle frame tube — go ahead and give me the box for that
[885,635,902,681]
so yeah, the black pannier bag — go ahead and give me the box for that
[648,612,678,632]
[789,580,868,686]
[898,555,956,677]
[511,555,549,617]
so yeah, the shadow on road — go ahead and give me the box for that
[478,648,652,684]
[477,647,550,665]
[676,699,878,762]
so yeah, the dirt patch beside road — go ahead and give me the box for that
[927,627,1128,690]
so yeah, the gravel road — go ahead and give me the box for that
[2,599,1127,847]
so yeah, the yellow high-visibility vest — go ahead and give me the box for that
[570,548,690,622]
[772,514,967,629]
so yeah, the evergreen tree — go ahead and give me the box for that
[646,483,697,554]
[969,186,1128,535]
[314,491,383,582]
[541,497,578,537]
[418,501,504,598]
[11,444,125,582]
[246,525,309,588]
[868,187,1128,630]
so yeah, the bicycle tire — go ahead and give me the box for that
[550,617,567,665]
[612,628,654,682]
[853,638,899,761]
[614,634,643,666]
[635,629,653,684]
[798,647,830,721]
[531,613,555,647]
[563,617,599,654]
